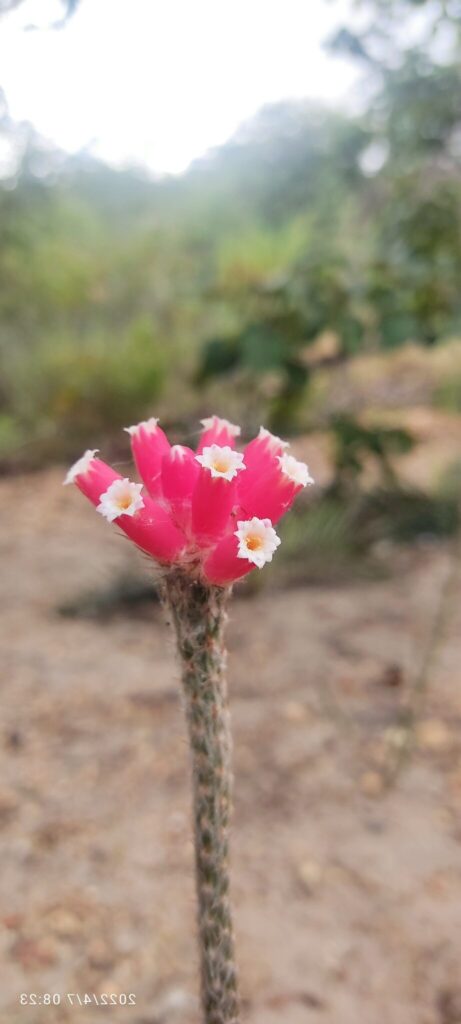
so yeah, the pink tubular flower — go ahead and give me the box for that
[237,426,288,507]
[64,449,185,563]
[203,517,281,585]
[238,450,314,524]
[161,445,200,530]
[64,417,313,584]
[241,426,288,469]
[64,450,117,503]
[125,418,170,498]
[196,416,241,454]
[192,445,245,541]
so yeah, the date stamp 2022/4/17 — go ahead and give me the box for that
[19,993,136,1007]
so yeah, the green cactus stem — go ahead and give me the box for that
[163,570,241,1024]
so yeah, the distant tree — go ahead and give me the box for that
[328,0,461,346]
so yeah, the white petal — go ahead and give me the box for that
[235,517,281,568]
[170,445,190,460]
[258,426,290,450]
[96,478,144,522]
[64,449,99,485]
[201,415,241,437]
[124,417,159,437]
[196,444,246,481]
[278,453,314,487]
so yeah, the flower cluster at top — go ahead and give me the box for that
[64,416,314,586]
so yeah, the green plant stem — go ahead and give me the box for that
[164,571,240,1024]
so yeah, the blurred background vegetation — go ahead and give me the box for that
[1,0,461,584]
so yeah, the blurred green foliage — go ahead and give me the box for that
[328,416,415,496]
[0,0,460,482]
[5,320,165,457]
[195,0,461,425]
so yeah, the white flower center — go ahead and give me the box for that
[64,449,99,485]
[201,416,241,438]
[196,444,246,481]
[124,417,159,437]
[97,479,144,523]
[235,517,281,569]
[278,452,314,487]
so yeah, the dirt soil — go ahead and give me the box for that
[2,467,461,1024]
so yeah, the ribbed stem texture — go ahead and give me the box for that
[164,570,240,1024]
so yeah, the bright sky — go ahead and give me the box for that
[0,0,359,175]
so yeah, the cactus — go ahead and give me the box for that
[65,415,314,1022]
[164,571,240,1023]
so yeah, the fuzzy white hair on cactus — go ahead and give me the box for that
[196,444,246,481]
[64,449,99,485]
[97,478,144,522]
[200,415,241,438]
[278,452,314,487]
[124,417,159,437]
[235,517,281,568]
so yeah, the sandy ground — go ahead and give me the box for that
[2,467,461,1024]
